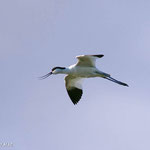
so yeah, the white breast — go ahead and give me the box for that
[69,65,97,78]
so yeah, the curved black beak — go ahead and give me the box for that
[38,72,52,80]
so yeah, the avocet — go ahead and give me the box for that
[40,54,128,104]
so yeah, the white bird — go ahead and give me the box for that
[40,54,128,105]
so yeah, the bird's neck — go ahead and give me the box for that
[59,68,70,74]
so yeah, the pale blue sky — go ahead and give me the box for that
[1,0,150,149]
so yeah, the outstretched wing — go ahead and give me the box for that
[76,54,104,67]
[65,75,84,105]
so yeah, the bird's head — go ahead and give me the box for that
[39,67,66,79]
[51,67,66,74]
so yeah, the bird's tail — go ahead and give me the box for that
[104,76,128,87]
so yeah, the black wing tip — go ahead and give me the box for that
[67,88,83,105]
[92,54,104,58]
[72,101,78,105]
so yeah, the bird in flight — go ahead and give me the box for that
[40,54,128,105]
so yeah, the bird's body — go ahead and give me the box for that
[60,65,108,78]
[40,54,128,105]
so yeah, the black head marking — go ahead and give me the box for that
[52,67,66,71]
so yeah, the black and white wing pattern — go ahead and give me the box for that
[76,54,104,67]
[65,75,84,105]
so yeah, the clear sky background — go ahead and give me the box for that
[1,0,150,149]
